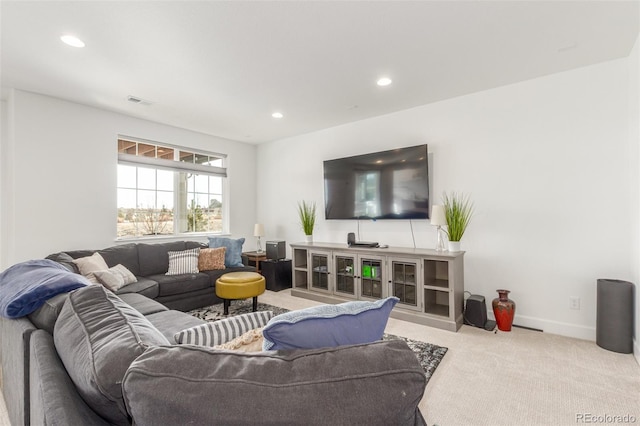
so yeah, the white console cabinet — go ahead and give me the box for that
[290,242,465,332]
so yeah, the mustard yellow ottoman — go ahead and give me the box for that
[215,272,266,315]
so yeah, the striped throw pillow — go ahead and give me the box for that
[174,311,273,347]
[166,248,200,275]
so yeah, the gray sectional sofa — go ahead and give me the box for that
[46,240,254,312]
[1,241,428,425]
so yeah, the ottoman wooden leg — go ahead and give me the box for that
[223,300,230,315]
[252,296,258,312]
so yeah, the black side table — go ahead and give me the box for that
[261,259,292,291]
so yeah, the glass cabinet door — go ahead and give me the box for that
[392,261,417,307]
[335,255,356,296]
[310,253,330,291]
[360,258,383,300]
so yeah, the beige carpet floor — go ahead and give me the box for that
[1,289,638,426]
[259,290,640,426]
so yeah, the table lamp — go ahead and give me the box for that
[254,223,265,253]
[430,205,447,251]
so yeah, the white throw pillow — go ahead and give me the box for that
[72,252,109,284]
[94,264,138,292]
[166,248,200,275]
[174,311,273,347]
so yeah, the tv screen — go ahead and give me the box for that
[323,144,429,220]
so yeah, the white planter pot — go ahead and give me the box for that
[448,241,461,252]
[305,235,313,243]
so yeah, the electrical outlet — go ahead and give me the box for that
[569,296,581,310]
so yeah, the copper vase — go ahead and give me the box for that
[492,289,515,332]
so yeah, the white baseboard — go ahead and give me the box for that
[488,312,596,341]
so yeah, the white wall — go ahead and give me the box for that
[257,58,633,340]
[0,100,7,269]
[0,90,257,268]
[629,34,640,363]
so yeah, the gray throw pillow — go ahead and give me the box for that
[54,285,169,426]
[94,264,137,292]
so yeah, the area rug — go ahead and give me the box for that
[189,299,448,384]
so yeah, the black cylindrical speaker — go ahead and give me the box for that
[596,279,634,354]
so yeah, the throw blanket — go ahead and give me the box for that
[0,259,90,318]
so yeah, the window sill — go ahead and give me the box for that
[114,232,230,244]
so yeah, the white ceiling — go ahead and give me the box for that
[1,1,638,144]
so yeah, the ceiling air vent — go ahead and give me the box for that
[127,95,153,106]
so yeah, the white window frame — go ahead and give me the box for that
[116,135,229,240]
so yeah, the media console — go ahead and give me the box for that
[290,242,465,332]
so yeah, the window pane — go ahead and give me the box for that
[138,168,156,190]
[157,170,173,191]
[194,174,208,193]
[193,193,208,208]
[209,176,222,194]
[118,140,136,154]
[194,154,209,165]
[138,143,156,157]
[117,165,136,188]
[157,147,174,160]
[180,151,194,163]
[135,207,170,236]
[137,190,156,209]
[208,157,223,167]
[156,191,174,210]
[186,173,196,192]
[209,196,222,210]
[117,188,137,208]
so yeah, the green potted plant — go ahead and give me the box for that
[442,192,473,252]
[297,200,317,243]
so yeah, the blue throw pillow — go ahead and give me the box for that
[207,237,245,267]
[262,297,399,350]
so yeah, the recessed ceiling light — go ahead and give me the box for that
[272,112,284,119]
[60,35,85,48]
[376,77,392,87]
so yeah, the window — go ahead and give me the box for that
[117,138,227,239]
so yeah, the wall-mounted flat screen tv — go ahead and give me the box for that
[323,144,429,220]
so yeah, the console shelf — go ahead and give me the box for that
[290,242,465,332]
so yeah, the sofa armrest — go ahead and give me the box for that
[123,339,426,425]
[1,316,37,426]
[29,330,111,426]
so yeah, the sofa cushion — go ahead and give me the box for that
[146,310,207,343]
[72,252,109,284]
[174,311,273,346]
[58,249,97,260]
[137,241,186,276]
[53,285,170,426]
[208,237,245,267]
[114,277,159,299]
[146,273,210,297]
[262,297,398,350]
[45,252,79,273]
[122,340,427,425]
[201,265,253,284]
[97,243,140,276]
[198,247,226,271]
[27,292,69,334]
[185,241,208,250]
[166,248,200,275]
[94,264,137,292]
[117,293,168,316]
